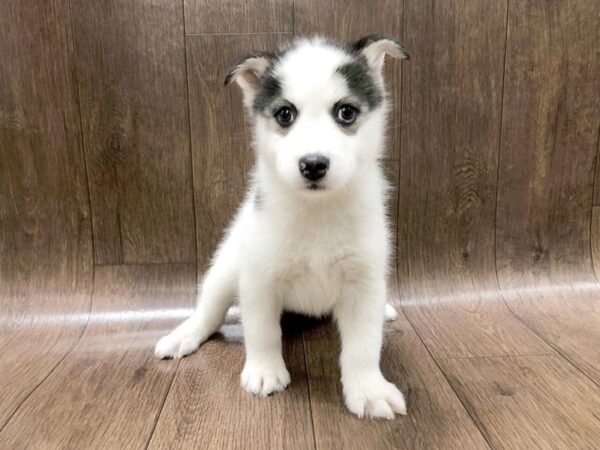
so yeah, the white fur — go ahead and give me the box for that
[156,37,407,419]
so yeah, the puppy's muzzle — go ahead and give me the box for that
[299,154,329,182]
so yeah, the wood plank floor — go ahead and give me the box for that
[1,264,600,449]
[0,265,196,449]
[440,355,600,449]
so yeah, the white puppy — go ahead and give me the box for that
[155,35,409,419]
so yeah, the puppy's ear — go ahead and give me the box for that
[224,52,273,106]
[352,34,409,74]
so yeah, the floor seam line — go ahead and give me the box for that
[399,300,496,449]
[183,30,200,276]
[144,359,182,449]
[96,262,196,268]
[496,289,600,391]
[186,31,294,36]
[0,267,96,434]
[302,334,319,450]
[438,353,557,361]
[588,124,600,282]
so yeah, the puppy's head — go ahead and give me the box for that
[225,35,408,195]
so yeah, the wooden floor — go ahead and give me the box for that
[1,262,600,449]
[2,0,600,449]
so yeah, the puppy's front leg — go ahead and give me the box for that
[239,274,290,397]
[335,278,407,419]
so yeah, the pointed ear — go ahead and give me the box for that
[352,34,409,74]
[224,52,274,106]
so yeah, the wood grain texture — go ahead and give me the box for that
[0,264,196,449]
[186,33,292,273]
[0,0,92,427]
[440,355,600,450]
[397,0,549,358]
[295,0,403,40]
[496,0,600,286]
[304,320,490,449]
[184,0,293,34]
[0,0,92,315]
[593,132,600,206]
[0,326,87,430]
[594,23,600,206]
[71,0,196,264]
[496,0,600,384]
[592,207,600,280]
[149,324,314,449]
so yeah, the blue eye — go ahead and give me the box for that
[335,104,359,126]
[274,105,296,127]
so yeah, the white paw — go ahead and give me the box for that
[155,320,205,359]
[343,376,407,419]
[224,305,241,323]
[384,303,399,322]
[241,359,291,397]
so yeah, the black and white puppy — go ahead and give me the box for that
[156,35,409,419]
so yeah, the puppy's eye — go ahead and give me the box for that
[335,104,360,126]
[274,106,296,128]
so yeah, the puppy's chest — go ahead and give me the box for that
[276,261,339,315]
[274,246,365,315]
[252,208,382,314]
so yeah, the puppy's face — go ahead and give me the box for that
[226,35,408,195]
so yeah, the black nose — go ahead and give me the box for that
[299,154,329,181]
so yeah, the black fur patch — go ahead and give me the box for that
[253,72,282,111]
[336,62,382,108]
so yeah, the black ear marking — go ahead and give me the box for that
[223,51,275,86]
[352,34,410,60]
[350,34,410,66]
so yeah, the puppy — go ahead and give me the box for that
[155,35,409,419]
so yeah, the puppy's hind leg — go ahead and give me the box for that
[384,303,398,321]
[155,238,238,359]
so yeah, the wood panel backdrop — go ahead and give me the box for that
[1,0,600,448]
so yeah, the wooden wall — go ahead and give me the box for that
[1,1,599,319]
[2,0,600,349]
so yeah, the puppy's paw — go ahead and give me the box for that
[224,305,241,323]
[343,376,407,419]
[154,325,203,359]
[241,359,291,397]
[384,303,399,322]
